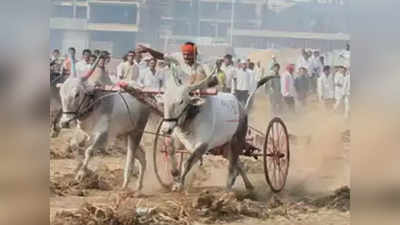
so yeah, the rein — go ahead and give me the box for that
[62,91,120,123]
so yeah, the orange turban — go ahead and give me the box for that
[181,44,196,54]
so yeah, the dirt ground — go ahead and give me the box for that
[50,92,350,225]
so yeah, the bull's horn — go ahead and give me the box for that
[187,66,217,91]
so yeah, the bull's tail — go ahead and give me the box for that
[244,75,280,113]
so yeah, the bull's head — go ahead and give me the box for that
[161,73,214,134]
[58,51,99,128]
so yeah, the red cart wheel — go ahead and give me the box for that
[263,117,290,193]
[153,120,185,189]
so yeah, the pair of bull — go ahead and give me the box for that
[57,52,276,194]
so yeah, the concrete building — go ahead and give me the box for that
[50,0,140,57]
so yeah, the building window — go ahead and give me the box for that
[76,6,87,19]
[90,4,138,24]
[52,5,73,18]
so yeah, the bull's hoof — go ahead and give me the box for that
[75,169,87,182]
[171,183,183,192]
[50,130,60,138]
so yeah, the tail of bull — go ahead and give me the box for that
[244,75,279,113]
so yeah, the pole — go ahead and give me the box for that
[230,0,235,46]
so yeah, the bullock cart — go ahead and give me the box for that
[102,84,290,193]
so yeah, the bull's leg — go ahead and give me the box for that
[236,160,254,191]
[168,137,180,182]
[75,131,108,181]
[226,142,240,191]
[50,108,62,138]
[172,143,208,192]
[122,131,145,191]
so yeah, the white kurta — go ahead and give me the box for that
[334,72,345,100]
[234,69,250,91]
[75,60,91,77]
[280,72,296,98]
[317,72,335,100]
[138,68,164,89]
[221,64,236,89]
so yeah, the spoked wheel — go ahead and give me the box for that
[263,117,290,193]
[153,120,186,189]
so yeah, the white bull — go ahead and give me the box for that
[59,52,151,192]
[162,71,278,191]
[161,73,251,191]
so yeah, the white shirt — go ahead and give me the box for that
[246,68,257,94]
[310,56,323,75]
[296,56,312,74]
[221,64,236,89]
[334,71,345,100]
[75,60,91,77]
[317,72,335,100]
[280,72,296,97]
[164,53,206,85]
[234,69,250,91]
[343,73,350,96]
[116,61,125,80]
[138,68,164,90]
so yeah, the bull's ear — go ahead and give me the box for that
[189,96,206,106]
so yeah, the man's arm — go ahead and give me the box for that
[137,45,164,60]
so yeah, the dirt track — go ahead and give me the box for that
[50,92,350,225]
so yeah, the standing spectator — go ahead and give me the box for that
[233,60,250,106]
[343,68,351,119]
[215,59,226,92]
[87,52,113,87]
[309,50,323,94]
[61,47,76,76]
[317,65,335,109]
[268,55,278,71]
[138,58,163,90]
[94,49,101,57]
[264,63,283,116]
[50,49,63,81]
[294,67,309,112]
[281,64,296,115]
[296,49,311,72]
[119,50,140,82]
[333,65,346,113]
[89,54,97,66]
[76,49,92,77]
[247,62,257,94]
[255,61,264,84]
[117,54,128,80]
[221,54,236,93]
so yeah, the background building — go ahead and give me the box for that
[50,0,350,57]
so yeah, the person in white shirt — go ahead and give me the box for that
[137,42,208,87]
[233,60,251,106]
[119,50,140,82]
[117,54,128,80]
[343,68,350,119]
[221,54,236,93]
[247,62,258,94]
[75,49,92,77]
[333,65,346,113]
[317,65,335,110]
[296,49,311,73]
[254,61,264,85]
[281,64,296,114]
[138,58,164,90]
[309,50,323,94]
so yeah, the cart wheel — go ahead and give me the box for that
[153,120,185,189]
[263,117,290,193]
